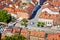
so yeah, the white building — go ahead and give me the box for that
[38,18,53,27]
[42,8,59,14]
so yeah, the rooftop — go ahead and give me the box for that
[43,0,60,12]
[30,30,45,37]
[46,33,60,40]
[39,0,60,25]
[39,11,60,25]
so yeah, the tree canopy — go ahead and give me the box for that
[21,18,28,27]
[2,34,26,40]
[37,22,45,27]
[0,10,11,23]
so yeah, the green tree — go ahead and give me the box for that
[0,10,11,23]
[1,34,26,40]
[2,36,11,40]
[21,18,28,27]
[11,17,16,22]
[37,22,45,27]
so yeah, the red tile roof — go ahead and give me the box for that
[12,27,21,33]
[3,7,16,14]
[39,11,60,25]
[26,3,35,16]
[3,7,28,14]
[30,30,45,38]
[15,8,28,13]
[46,0,60,6]
[21,30,29,37]
[40,0,60,25]
[32,0,37,3]
[46,33,60,40]
[43,0,60,12]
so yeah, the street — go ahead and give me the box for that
[8,1,60,34]
[26,26,60,33]
[27,5,43,27]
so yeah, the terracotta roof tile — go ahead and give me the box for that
[46,33,60,40]
[15,8,28,13]
[3,7,28,14]
[21,30,29,37]
[30,30,36,36]
[43,0,60,12]
[32,0,37,3]
[3,7,16,14]
[39,10,60,25]
[30,30,45,37]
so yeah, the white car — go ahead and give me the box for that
[31,22,34,25]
